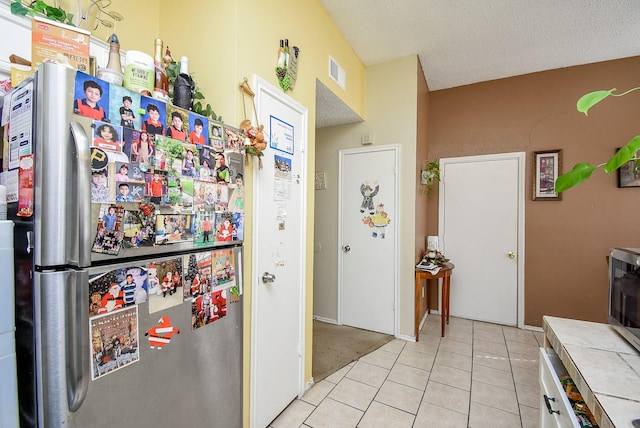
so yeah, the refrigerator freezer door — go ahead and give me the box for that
[35,269,89,427]
[65,254,243,428]
[34,63,92,268]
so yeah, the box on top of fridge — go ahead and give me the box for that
[31,16,90,73]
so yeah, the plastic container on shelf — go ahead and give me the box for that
[123,50,154,96]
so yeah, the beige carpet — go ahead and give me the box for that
[312,320,395,381]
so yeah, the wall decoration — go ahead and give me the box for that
[274,39,300,92]
[359,181,379,215]
[238,78,266,167]
[617,147,640,188]
[533,150,562,200]
[357,180,392,238]
[315,172,327,190]
[363,203,391,238]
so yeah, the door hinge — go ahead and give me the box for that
[298,341,303,357]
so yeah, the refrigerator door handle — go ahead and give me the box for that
[36,269,89,424]
[69,121,92,268]
[66,269,90,412]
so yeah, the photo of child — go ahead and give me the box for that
[147,172,166,204]
[136,131,155,167]
[140,97,166,136]
[74,75,108,121]
[115,163,129,182]
[91,169,109,203]
[166,109,187,142]
[211,121,224,152]
[120,96,136,128]
[93,122,123,152]
[116,183,134,202]
[189,116,208,146]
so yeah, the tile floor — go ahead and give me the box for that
[270,315,545,428]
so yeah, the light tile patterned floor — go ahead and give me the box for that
[270,315,544,428]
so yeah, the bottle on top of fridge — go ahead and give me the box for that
[97,34,124,86]
[153,38,170,103]
[172,56,194,110]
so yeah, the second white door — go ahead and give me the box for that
[439,152,524,327]
[339,146,398,335]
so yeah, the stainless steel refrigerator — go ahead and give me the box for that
[3,62,245,428]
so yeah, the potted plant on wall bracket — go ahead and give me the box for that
[556,87,640,192]
[420,159,440,195]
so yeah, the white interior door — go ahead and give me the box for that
[250,76,307,427]
[439,152,524,327]
[339,146,398,335]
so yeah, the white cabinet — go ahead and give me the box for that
[542,316,640,428]
[539,347,580,428]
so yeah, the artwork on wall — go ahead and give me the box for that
[532,150,562,201]
[617,147,640,188]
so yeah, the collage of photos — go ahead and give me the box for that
[75,71,246,255]
[87,250,240,337]
[76,69,247,381]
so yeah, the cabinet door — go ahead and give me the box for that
[539,348,580,428]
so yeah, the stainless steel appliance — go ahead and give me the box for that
[609,247,640,353]
[3,62,244,428]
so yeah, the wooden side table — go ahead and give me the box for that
[414,262,455,340]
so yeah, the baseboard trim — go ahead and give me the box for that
[397,333,415,342]
[313,316,337,324]
[300,379,314,398]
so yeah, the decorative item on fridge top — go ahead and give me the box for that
[96,33,124,86]
[10,0,124,30]
[11,0,75,25]
[160,48,221,123]
[275,38,300,92]
[238,77,267,168]
[152,38,170,103]
[172,56,195,110]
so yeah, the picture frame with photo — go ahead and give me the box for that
[532,150,562,201]
[617,147,640,188]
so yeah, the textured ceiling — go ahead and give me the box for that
[316,0,640,128]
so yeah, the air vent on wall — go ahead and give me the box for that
[329,55,346,90]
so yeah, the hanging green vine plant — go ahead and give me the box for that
[11,0,75,25]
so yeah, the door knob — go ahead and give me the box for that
[262,272,276,283]
[508,251,516,259]
[342,245,351,253]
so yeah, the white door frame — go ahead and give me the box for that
[438,152,525,328]
[337,144,400,336]
[250,75,307,426]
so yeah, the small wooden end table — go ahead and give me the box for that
[414,262,455,340]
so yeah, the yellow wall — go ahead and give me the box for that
[58,0,160,49]
[95,1,367,426]
[315,55,419,335]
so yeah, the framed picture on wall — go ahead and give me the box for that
[617,147,640,188]
[532,150,562,201]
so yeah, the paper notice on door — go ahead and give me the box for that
[273,178,290,201]
[8,80,33,171]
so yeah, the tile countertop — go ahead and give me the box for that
[543,316,640,428]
